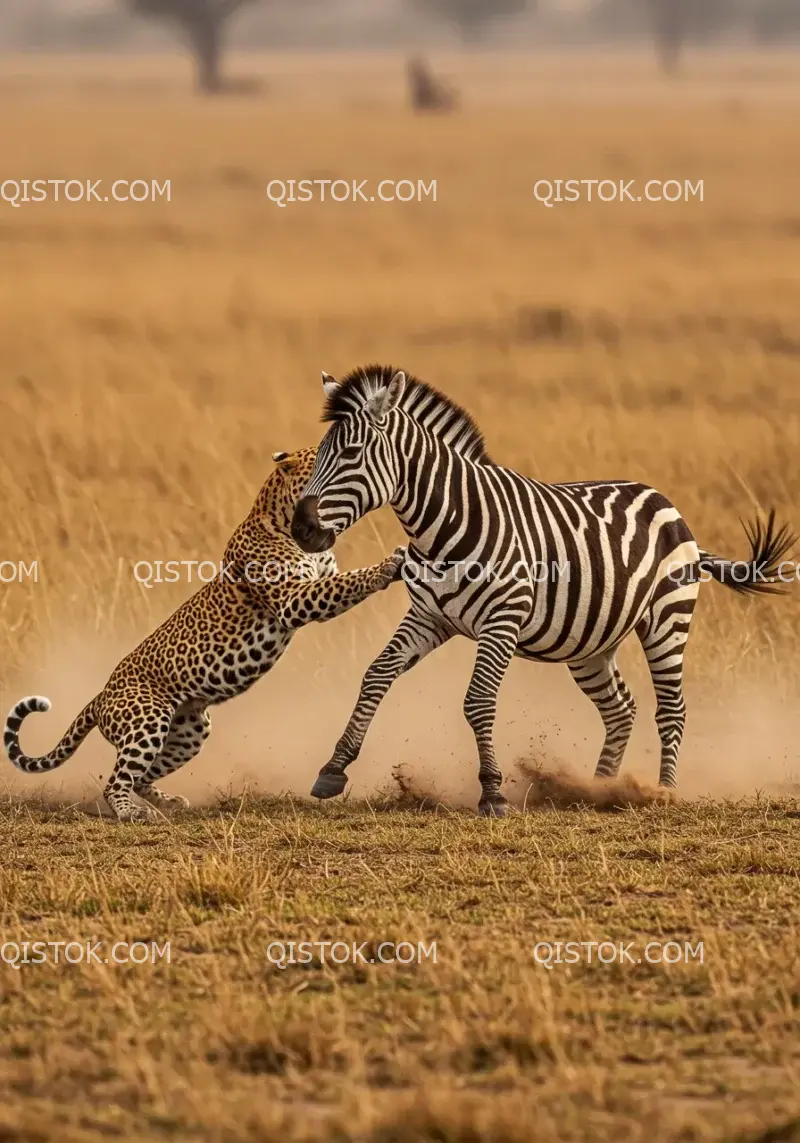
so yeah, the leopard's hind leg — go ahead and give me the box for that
[134,702,211,812]
[98,692,176,822]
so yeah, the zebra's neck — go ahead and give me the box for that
[390,427,478,560]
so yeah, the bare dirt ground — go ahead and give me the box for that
[0,50,799,1143]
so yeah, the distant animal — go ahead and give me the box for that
[291,365,795,816]
[407,56,458,112]
[4,448,404,821]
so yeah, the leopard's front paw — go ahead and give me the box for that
[376,546,407,589]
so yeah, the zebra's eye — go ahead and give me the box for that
[340,446,361,463]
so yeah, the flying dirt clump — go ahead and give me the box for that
[374,758,671,814]
[508,758,674,812]
[377,762,445,811]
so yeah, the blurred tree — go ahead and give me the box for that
[591,0,739,73]
[126,0,259,92]
[650,0,689,73]
[751,0,800,41]
[409,0,533,45]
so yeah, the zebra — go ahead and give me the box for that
[291,364,794,816]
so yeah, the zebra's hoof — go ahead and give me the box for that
[311,772,348,800]
[478,799,509,818]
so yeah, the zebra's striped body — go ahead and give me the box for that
[400,476,699,662]
[292,365,793,815]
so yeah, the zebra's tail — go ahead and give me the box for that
[4,697,97,773]
[698,509,797,596]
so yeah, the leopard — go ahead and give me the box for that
[4,447,405,821]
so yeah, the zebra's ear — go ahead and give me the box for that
[365,370,406,424]
[321,371,340,400]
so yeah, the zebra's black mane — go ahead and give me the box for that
[322,364,491,463]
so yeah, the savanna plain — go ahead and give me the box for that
[0,50,799,1143]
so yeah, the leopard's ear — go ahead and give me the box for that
[272,450,299,473]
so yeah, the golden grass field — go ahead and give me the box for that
[0,50,799,1142]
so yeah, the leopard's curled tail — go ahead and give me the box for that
[4,697,97,772]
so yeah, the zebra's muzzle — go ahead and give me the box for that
[291,496,336,553]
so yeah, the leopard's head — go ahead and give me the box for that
[265,447,318,530]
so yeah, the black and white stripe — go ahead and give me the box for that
[292,364,795,814]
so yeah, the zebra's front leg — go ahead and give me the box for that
[311,610,452,800]
[464,620,521,818]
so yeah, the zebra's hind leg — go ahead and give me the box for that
[636,583,698,788]
[569,653,637,780]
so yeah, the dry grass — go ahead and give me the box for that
[1,789,799,1143]
[0,50,799,1142]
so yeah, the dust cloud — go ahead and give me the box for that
[1,624,797,814]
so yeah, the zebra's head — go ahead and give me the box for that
[291,367,406,553]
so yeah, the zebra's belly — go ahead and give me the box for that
[512,568,662,663]
[408,586,647,657]
[514,614,644,664]
[405,559,666,661]
[406,586,482,638]
[404,521,699,660]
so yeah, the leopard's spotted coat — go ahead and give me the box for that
[5,448,404,820]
